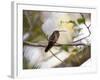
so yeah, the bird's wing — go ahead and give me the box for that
[49,31,59,42]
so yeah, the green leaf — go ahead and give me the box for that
[72,48,79,52]
[68,20,77,26]
[61,45,68,52]
[77,18,85,24]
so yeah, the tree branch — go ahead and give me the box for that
[73,13,91,43]
[23,41,86,47]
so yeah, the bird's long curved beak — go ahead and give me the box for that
[59,30,67,32]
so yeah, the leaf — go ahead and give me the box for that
[77,18,85,24]
[61,45,68,52]
[68,20,77,26]
[72,48,79,53]
[77,28,82,32]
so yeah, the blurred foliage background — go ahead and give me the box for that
[23,10,47,43]
[23,10,91,69]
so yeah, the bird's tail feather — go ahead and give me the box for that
[45,43,53,52]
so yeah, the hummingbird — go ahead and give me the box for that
[45,30,66,52]
[45,30,59,52]
[45,30,68,67]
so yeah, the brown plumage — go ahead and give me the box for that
[45,30,60,52]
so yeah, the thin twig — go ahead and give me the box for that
[49,50,67,66]
[73,13,91,43]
